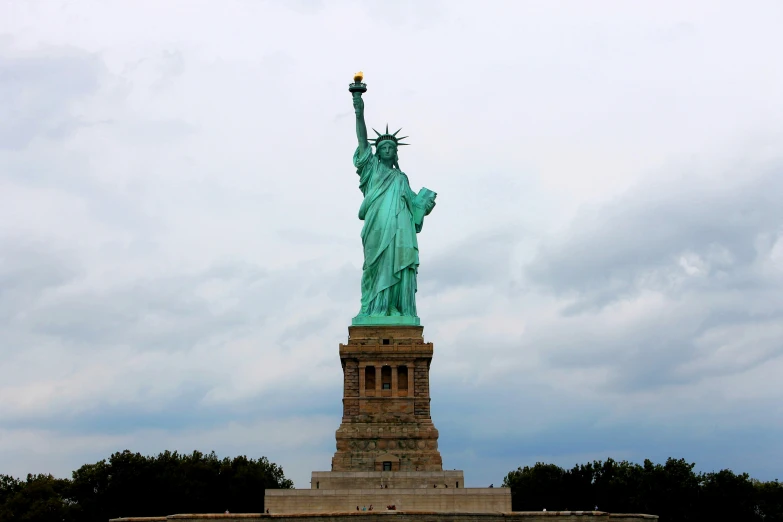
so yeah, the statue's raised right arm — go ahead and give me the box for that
[353,92,368,155]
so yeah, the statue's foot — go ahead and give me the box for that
[389,307,402,317]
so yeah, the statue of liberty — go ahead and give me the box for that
[349,73,437,326]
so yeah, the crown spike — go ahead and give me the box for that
[368,123,411,148]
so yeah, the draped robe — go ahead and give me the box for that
[354,145,422,317]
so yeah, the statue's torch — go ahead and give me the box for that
[349,71,367,97]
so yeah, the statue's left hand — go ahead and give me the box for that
[425,200,436,215]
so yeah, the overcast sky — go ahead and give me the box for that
[1,0,783,489]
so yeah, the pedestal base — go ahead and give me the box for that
[311,471,463,490]
[265,471,508,514]
[265,487,510,514]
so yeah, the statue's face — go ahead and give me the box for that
[378,142,397,161]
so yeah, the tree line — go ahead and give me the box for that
[3,453,782,521]
[0,450,292,522]
[502,457,783,521]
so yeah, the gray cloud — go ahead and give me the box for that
[0,47,102,150]
[0,238,80,297]
[519,164,783,394]
[527,166,783,312]
[423,230,521,293]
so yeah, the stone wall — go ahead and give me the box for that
[310,471,464,490]
[265,487,510,514]
[412,361,429,418]
[111,511,658,522]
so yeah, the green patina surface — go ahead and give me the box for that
[349,78,436,326]
[351,315,420,326]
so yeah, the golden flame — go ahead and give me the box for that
[353,71,364,83]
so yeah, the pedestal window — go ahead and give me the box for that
[397,365,408,391]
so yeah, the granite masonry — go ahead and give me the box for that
[264,325,511,514]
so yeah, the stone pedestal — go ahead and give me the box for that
[265,325,512,514]
[332,326,442,472]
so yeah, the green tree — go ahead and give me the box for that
[67,449,292,521]
[68,457,112,522]
[0,475,23,508]
[562,461,596,511]
[503,462,567,511]
[754,479,783,522]
[0,474,23,520]
[698,469,760,521]
[591,458,646,513]
[503,457,783,522]
[0,474,75,522]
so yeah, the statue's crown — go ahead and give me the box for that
[371,124,409,148]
